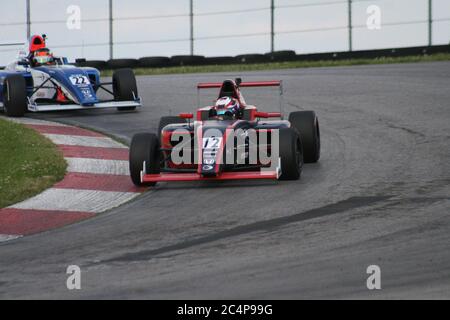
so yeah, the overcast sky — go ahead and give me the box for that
[1,0,449,64]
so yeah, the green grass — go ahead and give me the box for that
[102,53,450,77]
[0,118,67,208]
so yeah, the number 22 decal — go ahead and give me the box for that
[70,75,90,86]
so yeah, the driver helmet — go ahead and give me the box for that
[33,48,54,66]
[214,97,241,119]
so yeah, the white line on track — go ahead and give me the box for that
[0,234,22,242]
[66,158,130,175]
[9,189,139,213]
[43,134,127,148]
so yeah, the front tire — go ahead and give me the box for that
[3,74,27,117]
[279,128,303,180]
[288,111,320,163]
[113,68,138,111]
[129,133,160,186]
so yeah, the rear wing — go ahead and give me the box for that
[197,80,284,118]
[197,81,282,89]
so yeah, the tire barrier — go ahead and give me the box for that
[138,56,170,68]
[70,44,449,70]
[265,50,297,62]
[235,54,269,64]
[204,56,237,65]
[75,59,107,69]
[107,58,139,69]
[295,45,450,61]
[170,55,206,66]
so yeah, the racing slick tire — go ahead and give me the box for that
[129,133,160,187]
[157,116,187,138]
[3,74,27,117]
[279,128,303,180]
[113,68,138,111]
[288,111,320,163]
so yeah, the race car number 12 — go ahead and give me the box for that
[203,137,222,149]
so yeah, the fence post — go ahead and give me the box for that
[428,0,432,46]
[109,0,113,59]
[348,0,352,51]
[271,0,275,52]
[26,0,31,40]
[190,0,194,55]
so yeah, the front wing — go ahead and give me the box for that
[140,158,282,183]
[26,100,142,112]
[0,100,141,112]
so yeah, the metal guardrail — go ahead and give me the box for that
[0,0,449,59]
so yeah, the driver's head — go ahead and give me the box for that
[33,48,54,66]
[214,97,241,119]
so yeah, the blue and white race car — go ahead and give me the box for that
[0,34,141,117]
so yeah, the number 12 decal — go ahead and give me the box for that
[203,137,222,149]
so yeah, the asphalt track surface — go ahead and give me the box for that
[0,62,449,299]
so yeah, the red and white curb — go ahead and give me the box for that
[0,117,144,242]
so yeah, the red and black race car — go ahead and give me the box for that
[129,78,320,186]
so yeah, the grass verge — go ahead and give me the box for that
[0,118,67,208]
[102,53,450,77]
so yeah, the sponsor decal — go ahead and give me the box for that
[81,88,93,98]
[204,158,215,165]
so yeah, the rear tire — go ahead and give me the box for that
[129,133,160,186]
[279,128,303,180]
[288,111,320,163]
[113,68,138,111]
[3,75,27,117]
[158,116,186,138]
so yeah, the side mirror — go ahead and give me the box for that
[179,113,193,119]
[235,78,242,86]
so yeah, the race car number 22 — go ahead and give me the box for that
[69,75,90,86]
